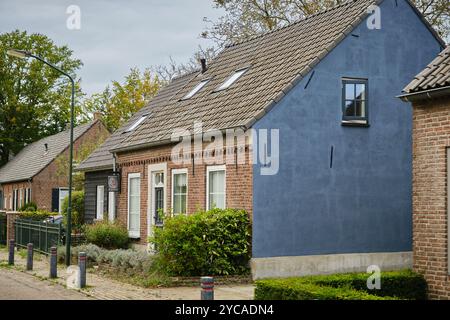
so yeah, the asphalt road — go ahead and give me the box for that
[0,268,91,300]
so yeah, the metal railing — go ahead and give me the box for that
[0,212,6,245]
[14,218,63,254]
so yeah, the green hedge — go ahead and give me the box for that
[61,191,85,231]
[85,221,130,249]
[150,208,251,276]
[255,270,427,300]
[18,210,54,221]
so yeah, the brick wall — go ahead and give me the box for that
[412,96,450,299]
[116,141,253,245]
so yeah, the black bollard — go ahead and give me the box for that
[8,240,14,265]
[201,276,214,300]
[26,243,33,271]
[49,246,57,278]
[78,252,86,288]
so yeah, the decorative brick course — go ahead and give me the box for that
[412,96,450,299]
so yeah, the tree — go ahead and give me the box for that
[202,0,449,47]
[82,68,162,131]
[0,30,83,167]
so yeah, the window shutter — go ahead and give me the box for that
[51,189,59,213]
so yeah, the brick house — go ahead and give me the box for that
[80,0,444,278]
[399,46,450,299]
[0,119,109,213]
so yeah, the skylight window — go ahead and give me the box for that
[182,79,210,100]
[125,115,147,132]
[216,68,249,91]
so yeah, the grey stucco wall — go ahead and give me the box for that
[252,0,443,258]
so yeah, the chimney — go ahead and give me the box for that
[200,58,207,73]
[93,111,102,121]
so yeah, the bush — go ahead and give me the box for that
[18,210,53,221]
[85,221,129,249]
[61,191,85,231]
[254,270,427,300]
[18,202,37,212]
[151,208,251,276]
[57,244,154,274]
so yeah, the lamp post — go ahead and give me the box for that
[7,49,75,266]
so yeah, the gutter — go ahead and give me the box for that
[109,125,248,154]
[397,86,450,102]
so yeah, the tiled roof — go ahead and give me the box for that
[0,121,98,183]
[112,0,383,153]
[76,73,194,171]
[403,46,450,93]
[78,0,443,170]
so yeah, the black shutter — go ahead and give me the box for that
[0,190,3,209]
[12,190,16,211]
[51,189,59,213]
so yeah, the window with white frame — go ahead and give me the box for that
[182,79,210,100]
[215,68,249,91]
[96,185,105,220]
[19,189,23,208]
[128,173,141,238]
[207,165,226,210]
[172,169,187,215]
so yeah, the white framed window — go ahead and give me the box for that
[127,173,141,238]
[215,68,249,91]
[171,168,188,215]
[19,189,23,208]
[206,165,226,210]
[108,192,115,222]
[96,185,105,220]
[125,115,147,132]
[24,188,28,204]
[59,188,69,214]
[182,79,210,100]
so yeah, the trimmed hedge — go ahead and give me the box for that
[18,210,53,221]
[151,208,251,276]
[85,221,129,249]
[61,191,85,231]
[255,270,427,300]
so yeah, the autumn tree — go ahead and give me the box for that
[82,68,161,131]
[202,0,449,47]
[0,30,84,167]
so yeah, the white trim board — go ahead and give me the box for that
[251,252,413,280]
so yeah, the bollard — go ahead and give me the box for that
[8,240,14,265]
[26,243,33,271]
[78,252,86,288]
[49,246,57,278]
[201,276,214,300]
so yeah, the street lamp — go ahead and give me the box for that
[7,49,75,266]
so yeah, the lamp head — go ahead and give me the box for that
[6,49,31,59]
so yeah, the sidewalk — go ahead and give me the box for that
[0,249,254,300]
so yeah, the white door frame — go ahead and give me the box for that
[147,163,167,250]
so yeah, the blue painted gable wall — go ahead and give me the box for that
[252,0,442,258]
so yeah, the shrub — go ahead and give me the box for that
[18,210,53,221]
[151,208,251,276]
[61,191,85,230]
[85,221,129,249]
[254,270,427,300]
[18,202,37,212]
[57,244,154,273]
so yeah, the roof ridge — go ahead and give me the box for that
[225,0,368,49]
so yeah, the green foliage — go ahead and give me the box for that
[0,30,84,167]
[18,202,37,212]
[150,208,251,276]
[61,191,84,231]
[85,221,130,249]
[56,244,154,273]
[18,210,53,221]
[254,270,427,300]
[82,68,161,131]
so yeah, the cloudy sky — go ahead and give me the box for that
[0,0,223,95]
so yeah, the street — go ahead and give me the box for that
[0,268,90,300]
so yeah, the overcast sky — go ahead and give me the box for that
[0,0,223,95]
